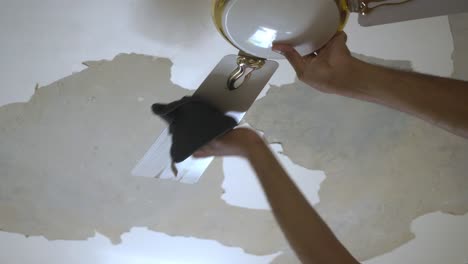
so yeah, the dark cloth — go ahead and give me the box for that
[152,96,237,163]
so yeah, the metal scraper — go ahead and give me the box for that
[131,55,278,183]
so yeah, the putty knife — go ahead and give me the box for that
[131,55,278,183]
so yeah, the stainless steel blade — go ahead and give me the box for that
[131,55,278,183]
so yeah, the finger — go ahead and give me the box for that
[193,149,210,158]
[203,142,217,153]
[304,50,319,61]
[340,31,348,42]
[320,32,347,52]
[151,103,167,115]
[193,141,217,157]
[316,32,348,57]
[272,44,305,75]
[332,32,348,45]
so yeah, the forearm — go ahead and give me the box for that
[340,58,468,138]
[245,140,358,264]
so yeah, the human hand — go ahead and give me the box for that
[193,128,264,158]
[272,32,360,98]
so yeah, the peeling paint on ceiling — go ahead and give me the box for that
[364,211,468,264]
[245,54,468,260]
[0,54,291,257]
[0,228,281,264]
[449,13,468,81]
[1,5,467,262]
[222,143,326,210]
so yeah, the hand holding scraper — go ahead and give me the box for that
[152,96,237,163]
[131,55,278,182]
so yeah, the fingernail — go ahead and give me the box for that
[272,49,284,55]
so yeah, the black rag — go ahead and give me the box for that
[152,96,237,163]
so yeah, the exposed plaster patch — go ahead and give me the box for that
[222,143,326,210]
[0,54,291,257]
[245,54,468,260]
[364,212,468,264]
[449,13,468,81]
[82,60,108,68]
[352,53,413,70]
[345,14,454,77]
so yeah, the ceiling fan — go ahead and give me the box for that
[132,0,468,183]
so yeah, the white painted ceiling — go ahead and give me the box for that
[0,1,466,263]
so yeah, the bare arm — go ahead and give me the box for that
[344,59,468,137]
[273,33,468,138]
[194,129,359,264]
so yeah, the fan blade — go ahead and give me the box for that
[359,0,468,26]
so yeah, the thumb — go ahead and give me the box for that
[272,44,305,75]
[193,149,210,158]
[334,31,348,43]
[151,103,168,115]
